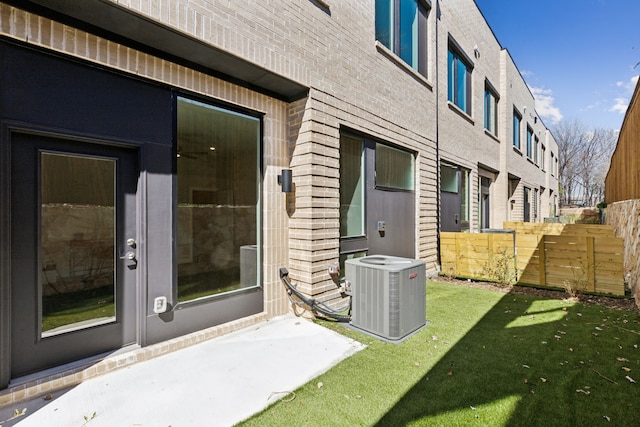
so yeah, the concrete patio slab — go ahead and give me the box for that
[2,315,364,427]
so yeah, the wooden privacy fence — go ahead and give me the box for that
[503,222,615,237]
[440,232,517,285]
[440,223,625,296]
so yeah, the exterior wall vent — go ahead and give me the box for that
[346,255,426,341]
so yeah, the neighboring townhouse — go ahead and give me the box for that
[437,0,559,232]
[0,0,555,399]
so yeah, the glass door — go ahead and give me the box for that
[10,133,138,378]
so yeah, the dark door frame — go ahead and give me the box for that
[339,133,416,261]
[8,130,140,379]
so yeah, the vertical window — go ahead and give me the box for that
[484,81,498,136]
[176,97,261,302]
[524,187,531,222]
[513,109,521,149]
[550,152,555,176]
[526,126,533,158]
[448,45,472,114]
[460,168,469,222]
[340,135,365,238]
[541,145,546,170]
[533,136,539,164]
[375,0,429,77]
[40,153,116,336]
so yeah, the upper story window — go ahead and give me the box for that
[513,108,521,149]
[484,81,499,136]
[533,135,539,164]
[526,126,533,158]
[448,43,472,114]
[550,151,555,176]
[375,0,429,77]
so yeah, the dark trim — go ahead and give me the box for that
[5,0,309,102]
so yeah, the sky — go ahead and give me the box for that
[474,0,640,131]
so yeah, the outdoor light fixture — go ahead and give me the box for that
[278,169,293,193]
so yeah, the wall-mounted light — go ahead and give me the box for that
[278,169,293,193]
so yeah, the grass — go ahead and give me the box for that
[239,281,640,426]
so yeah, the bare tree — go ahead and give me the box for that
[552,119,618,206]
[553,118,584,205]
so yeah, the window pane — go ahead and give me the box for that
[375,0,393,49]
[460,168,469,221]
[177,97,260,302]
[447,50,454,102]
[399,0,418,69]
[484,88,497,134]
[456,58,467,111]
[375,143,414,190]
[440,163,458,193]
[40,153,115,336]
[340,135,365,238]
[513,112,521,148]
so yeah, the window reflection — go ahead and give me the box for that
[177,98,261,301]
[40,153,116,336]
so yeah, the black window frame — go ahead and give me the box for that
[447,39,473,115]
[375,0,430,78]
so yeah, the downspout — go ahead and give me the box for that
[435,1,441,269]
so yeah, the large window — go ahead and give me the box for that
[533,135,539,164]
[340,135,365,238]
[176,97,261,302]
[513,108,521,149]
[484,81,499,136]
[448,44,472,114]
[376,0,429,77]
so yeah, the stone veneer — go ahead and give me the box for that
[605,200,640,308]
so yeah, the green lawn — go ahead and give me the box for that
[240,281,639,426]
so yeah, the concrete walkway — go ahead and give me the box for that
[3,315,364,427]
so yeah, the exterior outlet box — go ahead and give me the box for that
[153,296,167,314]
[346,255,426,341]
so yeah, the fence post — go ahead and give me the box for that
[538,235,546,286]
[586,236,595,292]
[454,233,460,275]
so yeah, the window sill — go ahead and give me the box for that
[526,157,539,167]
[447,101,474,125]
[311,0,329,8]
[375,41,433,90]
[512,146,523,156]
[484,129,500,143]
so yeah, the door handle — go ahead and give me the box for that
[120,251,136,261]
[454,214,459,224]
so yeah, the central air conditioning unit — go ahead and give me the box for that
[345,255,426,341]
